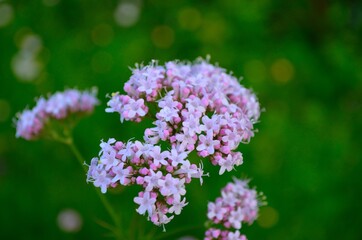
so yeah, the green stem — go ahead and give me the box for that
[66,139,87,172]
[57,134,123,240]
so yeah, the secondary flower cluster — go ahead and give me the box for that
[15,88,99,140]
[205,178,261,240]
[205,229,247,240]
[87,138,206,226]
[87,58,261,227]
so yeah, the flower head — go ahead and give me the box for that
[15,88,99,140]
[87,58,261,227]
[204,178,265,240]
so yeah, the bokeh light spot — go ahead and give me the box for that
[57,209,83,233]
[151,25,174,49]
[114,1,140,27]
[0,100,10,122]
[257,206,279,228]
[91,24,114,46]
[11,54,43,82]
[91,51,113,73]
[0,3,14,28]
[271,58,295,83]
[12,33,44,82]
[178,7,202,31]
[21,34,43,55]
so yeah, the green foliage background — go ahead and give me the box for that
[1,0,361,239]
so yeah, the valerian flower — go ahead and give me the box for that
[87,58,261,227]
[204,178,265,240]
[15,88,98,140]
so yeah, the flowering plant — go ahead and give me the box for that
[15,58,265,240]
[205,178,265,240]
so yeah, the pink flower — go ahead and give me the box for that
[205,228,247,240]
[15,109,43,140]
[168,196,188,215]
[158,173,179,196]
[134,191,157,215]
[88,57,262,227]
[205,178,264,239]
[149,146,169,166]
[218,155,235,175]
[144,169,163,191]
[93,170,111,194]
[207,201,228,221]
[182,114,202,137]
[197,130,220,156]
[111,163,131,185]
[123,98,148,120]
[15,88,99,140]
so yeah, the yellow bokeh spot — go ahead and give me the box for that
[257,206,279,228]
[151,25,174,49]
[178,7,202,31]
[270,58,294,83]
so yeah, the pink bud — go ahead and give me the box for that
[151,213,158,224]
[150,163,158,171]
[166,165,173,172]
[224,221,231,228]
[136,176,144,185]
[145,128,153,136]
[170,136,176,142]
[163,130,170,138]
[212,229,221,238]
[182,87,190,98]
[176,102,183,110]
[220,107,227,113]
[201,97,209,107]
[139,167,149,175]
[187,144,195,151]
[220,146,231,154]
[115,141,124,149]
[174,117,181,124]
[122,111,129,118]
[166,196,174,205]
[199,150,208,157]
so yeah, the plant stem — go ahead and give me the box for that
[62,136,123,240]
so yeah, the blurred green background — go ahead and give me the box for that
[1,0,361,239]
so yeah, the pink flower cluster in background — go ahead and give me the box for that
[87,58,261,226]
[15,88,99,140]
[205,178,261,240]
[205,229,247,240]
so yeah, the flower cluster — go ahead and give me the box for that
[87,138,206,227]
[205,178,261,240]
[15,88,99,140]
[106,59,260,174]
[87,58,261,227]
[205,229,247,240]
